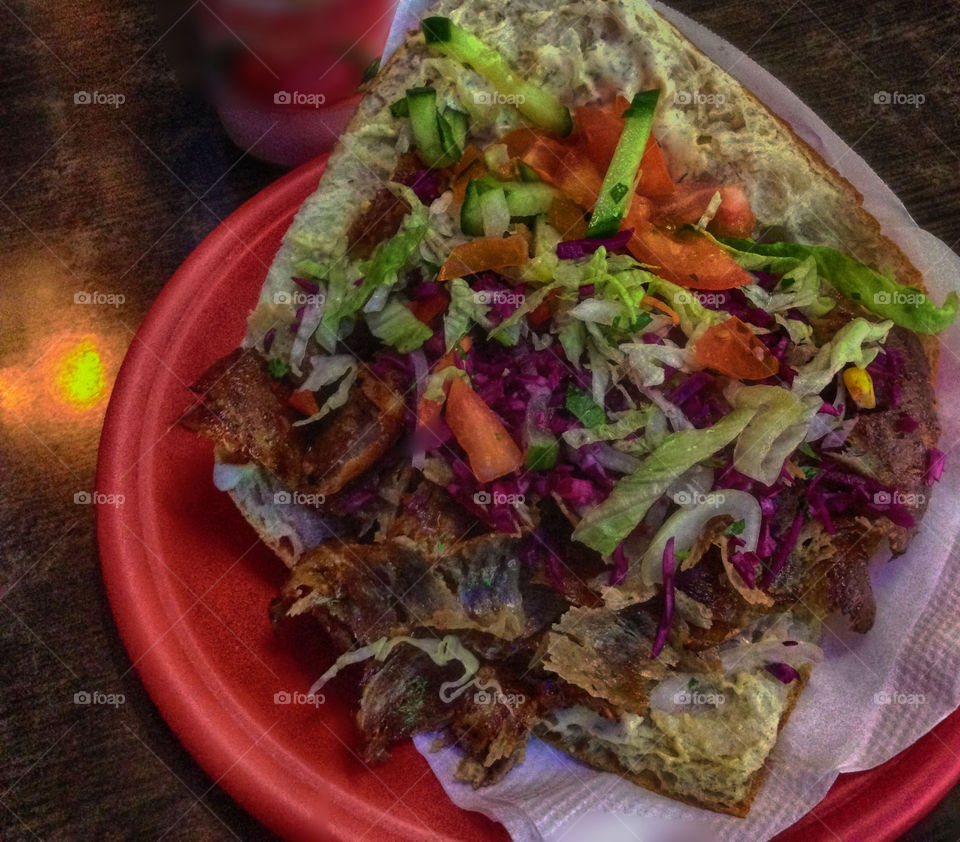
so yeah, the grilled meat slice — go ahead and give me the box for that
[301,365,407,497]
[275,534,564,645]
[385,479,478,555]
[357,645,459,764]
[182,350,303,487]
[843,326,940,552]
[184,350,408,500]
[356,651,539,786]
[449,665,540,787]
[768,515,883,634]
[540,605,675,716]
[345,152,423,259]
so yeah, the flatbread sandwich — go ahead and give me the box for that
[183,0,955,816]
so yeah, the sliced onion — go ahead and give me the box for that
[569,298,624,325]
[593,443,642,474]
[640,490,762,585]
[720,637,822,675]
[556,229,633,259]
[290,291,326,375]
[638,386,692,431]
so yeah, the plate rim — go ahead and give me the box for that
[95,153,960,842]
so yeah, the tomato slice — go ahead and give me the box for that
[433,336,472,373]
[527,290,557,326]
[445,376,523,482]
[438,234,529,281]
[417,396,444,430]
[694,316,780,380]
[574,104,624,172]
[624,205,754,290]
[500,127,550,160]
[547,196,588,240]
[287,389,320,416]
[636,139,675,199]
[651,183,755,238]
[407,290,449,325]
[710,185,756,239]
[574,99,674,199]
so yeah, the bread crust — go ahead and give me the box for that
[534,667,810,817]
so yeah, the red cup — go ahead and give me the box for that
[198,0,396,167]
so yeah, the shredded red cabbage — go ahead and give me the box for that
[557,229,633,259]
[290,305,306,333]
[867,349,904,409]
[805,465,916,531]
[262,328,276,353]
[702,287,773,328]
[610,543,629,586]
[762,510,805,588]
[411,280,442,300]
[730,549,760,589]
[292,277,320,294]
[765,662,801,684]
[819,401,842,417]
[470,273,527,324]
[753,271,781,291]
[927,448,945,486]
[897,414,919,434]
[409,168,446,204]
[651,537,676,659]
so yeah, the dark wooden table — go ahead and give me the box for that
[1,1,957,840]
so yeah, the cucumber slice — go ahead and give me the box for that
[389,97,409,118]
[461,179,483,237]
[406,87,449,166]
[503,182,558,217]
[517,161,541,182]
[526,432,559,470]
[479,186,510,237]
[460,175,500,236]
[443,107,469,152]
[406,87,465,167]
[423,17,572,137]
[586,89,660,239]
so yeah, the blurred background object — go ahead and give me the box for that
[196,0,395,166]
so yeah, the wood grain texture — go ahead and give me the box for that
[0,1,956,840]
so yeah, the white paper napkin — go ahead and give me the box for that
[382,4,960,839]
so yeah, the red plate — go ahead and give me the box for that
[97,154,960,841]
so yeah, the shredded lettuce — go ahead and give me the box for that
[309,634,479,697]
[726,385,821,485]
[723,238,958,334]
[775,313,813,345]
[644,276,726,338]
[365,298,432,352]
[791,317,892,396]
[739,255,834,318]
[573,407,756,555]
[293,354,359,426]
[557,316,587,367]
[307,197,429,352]
[621,341,694,388]
[566,384,606,428]
[445,277,491,350]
